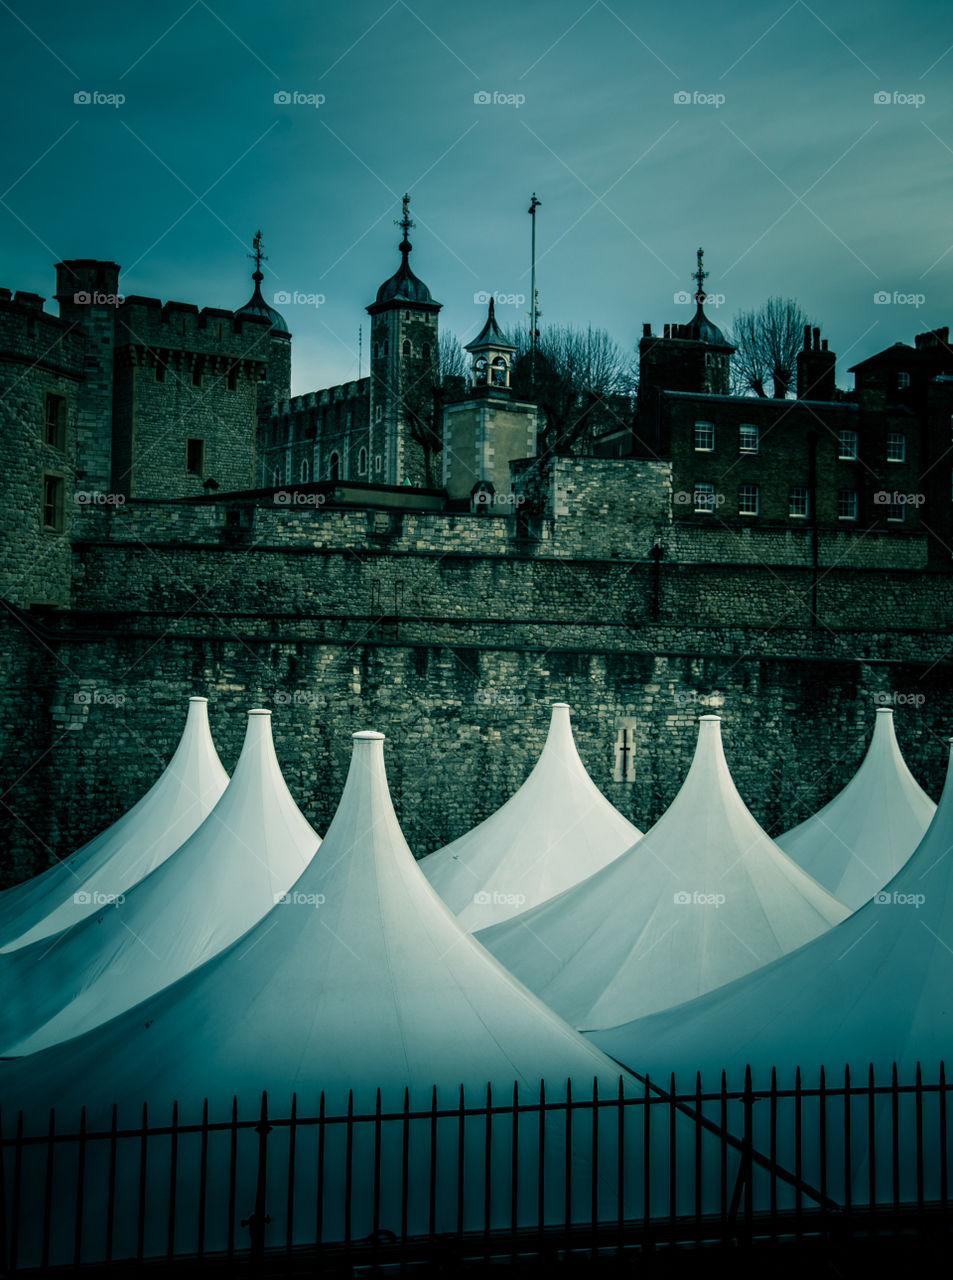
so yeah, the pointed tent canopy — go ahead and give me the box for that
[775,707,936,909]
[0,709,319,1057]
[0,731,745,1264]
[592,737,953,1088]
[420,703,642,931]
[0,730,633,1123]
[476,714,848,1029]
[0,697,228,953]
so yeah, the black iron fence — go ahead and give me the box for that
[0,1062,950,1274]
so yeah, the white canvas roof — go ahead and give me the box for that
[420,702,641,930]
[591,739,953,1089]
[0,696,228,953]
[0,708,319,1056]
[0,730,745,1265]
[476,714,848,1029]
[0,730,633,1123]
[775,707,936,909]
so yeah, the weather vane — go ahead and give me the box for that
[395,194,415,243]
[248,230,268,277]
[693,247,708,303]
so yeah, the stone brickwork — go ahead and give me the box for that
[2,615,950,889]
[0,295,85,608]
[55,261,120,494]
[112,298,271,498]
[262,380,371,488]
[512,455,672,558]
[663,522,927,569]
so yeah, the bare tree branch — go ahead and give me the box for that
[509,324,635,455]
[728,297,813,399]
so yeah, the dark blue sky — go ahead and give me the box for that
[2,0,951,395]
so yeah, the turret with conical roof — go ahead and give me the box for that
[234,231,291,429]
[365,195,442,485]
[233,230,290,334]
[465,297,518,394]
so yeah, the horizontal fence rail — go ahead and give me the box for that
[0,1063,950,1274]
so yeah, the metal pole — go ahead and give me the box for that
[528,194,540,389]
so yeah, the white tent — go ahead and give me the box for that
[591,737,953,1090]
[0,696,228,953]
[0,708,319,1056]
[775,707,936,909]
[476,714,848,1028]
[420,702,641,930]
[0,731,735,1264]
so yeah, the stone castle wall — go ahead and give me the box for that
[1,616,949,890]
[0,300,86,609]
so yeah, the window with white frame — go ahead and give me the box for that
[886,432,906,462]
[898,371,910,389]
[694,482,715,513]
[738,483,759,515]
[358,447,367,475]
[739,423,758,454]
[837,489,858,520]
[838,429,858,460]
[886,500,905,522]
[789,487,809,518]
[694,421,715,451]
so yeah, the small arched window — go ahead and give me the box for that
[300,459,309,482]
[474,356,488,385]
[329,452,340,482]
[402,339,411,356]
[359,447,368,475]
[491,356,508,387]
[373,342,380,359]
[422,342,431,361]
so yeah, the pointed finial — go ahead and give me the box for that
[693,247,708,304]
[395,194,415,254]
[248,230,268,283]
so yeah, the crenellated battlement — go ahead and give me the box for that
[116,295,272,361]
[274,378,370,423]
[0,291,85,376]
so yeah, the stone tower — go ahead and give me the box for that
[365,195,441,486]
